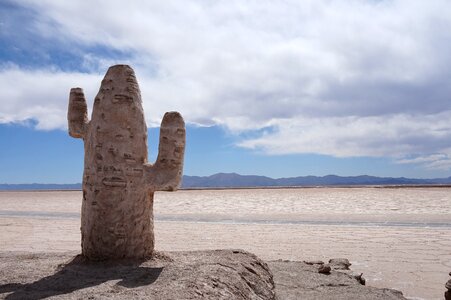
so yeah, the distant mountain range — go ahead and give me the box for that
[181,173,451,188]
[0,183,82,190]
[1,173,451,190]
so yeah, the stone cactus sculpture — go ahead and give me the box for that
[68,64,185,260]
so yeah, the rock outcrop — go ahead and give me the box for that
[328,258,351,270]
[68,65,185,260]
[268,260,406,300]
[0,250,276,300]
[0,250,409,300]
[445,272,451,300]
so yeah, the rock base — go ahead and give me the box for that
[269,260,406,300]
[0,250,275,300]
[0,250,407,300]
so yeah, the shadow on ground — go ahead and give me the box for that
[0,255,163,300]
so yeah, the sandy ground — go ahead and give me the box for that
[0,189,450,299]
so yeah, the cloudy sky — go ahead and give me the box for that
[1,0,451,183]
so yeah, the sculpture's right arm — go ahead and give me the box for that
[143,112,185,191]
[68,88,90,139]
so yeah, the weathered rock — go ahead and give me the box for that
[329,258,351,270]
[304,260,324,265]
[445,272,451,300]
[318,264,331,274]
[323,259,366,285]
[0,251,409,300]
[268,260,407,300]
[0,250,276,300]
[68,65,185,260]
[353,273,366,285]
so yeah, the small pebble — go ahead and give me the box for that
[318,264,331,274]
[446,278,451,290]
[444,272,451,300]
[354,273,366,285]
[304,260,324,265]
[329,258,351,270]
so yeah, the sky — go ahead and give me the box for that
[1,0,451,183]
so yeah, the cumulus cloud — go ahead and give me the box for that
[396,153,451,171]
[2,0,451,169]
[0,66,101,129]
[239,111,451,156]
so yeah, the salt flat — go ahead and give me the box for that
[0,188,450,299]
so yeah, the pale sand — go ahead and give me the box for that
[0,188,450,299]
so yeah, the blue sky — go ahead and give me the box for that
[1,0,451,183]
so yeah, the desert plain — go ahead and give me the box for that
[0,187,450,299]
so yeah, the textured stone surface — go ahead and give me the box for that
[68,65,185,260]
[318,264,331,274]
[0,251,410,300]
[268,260,406,300]
[0,250,276,300]
[304,260,324,265]
[446,274,451,300]
[329,258,351,270]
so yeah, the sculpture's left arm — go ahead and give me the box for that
[144,112,186,191]
[68,88,90,139]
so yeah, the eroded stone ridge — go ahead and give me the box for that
[0,250,276,300]
[68,64,185,260]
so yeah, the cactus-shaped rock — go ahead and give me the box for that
[68,64,185,260]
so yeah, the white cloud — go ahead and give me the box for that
[395,152,451,171]
[239,111,451,156]
[0,66,101,130]
[2,0,451,168]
